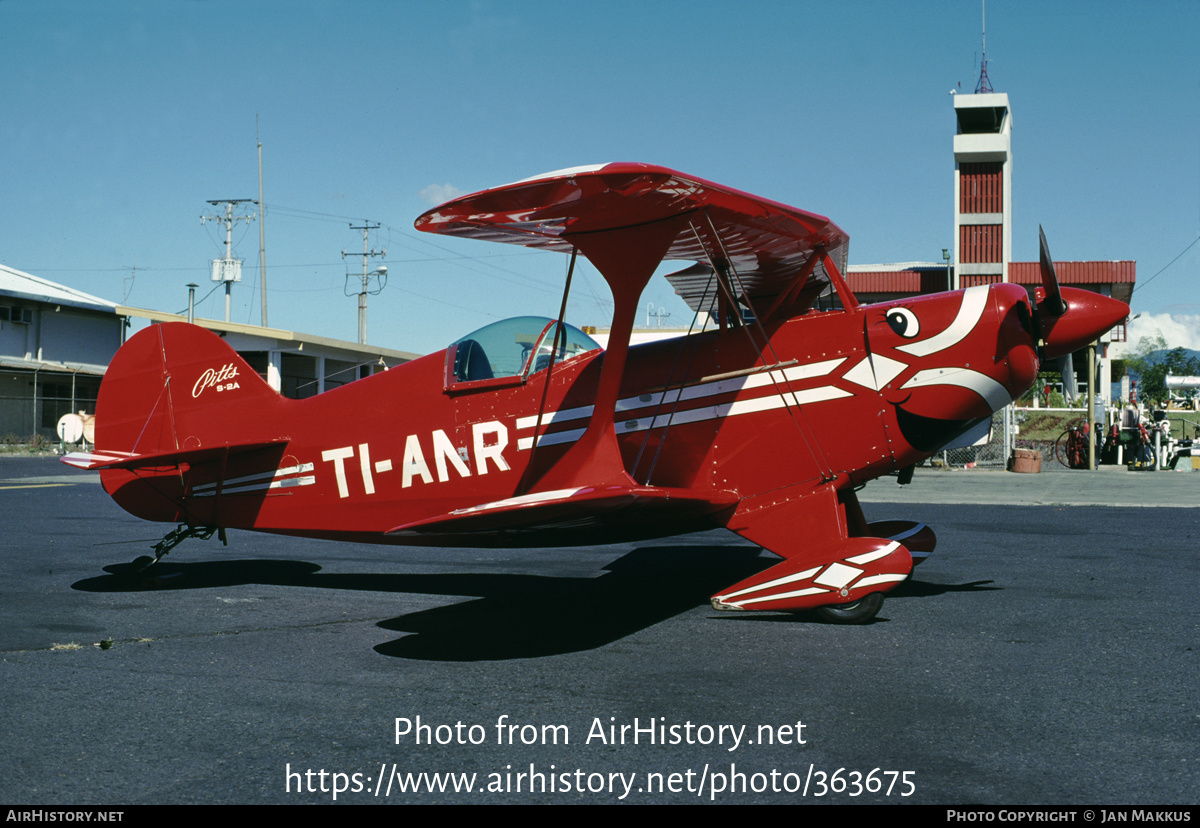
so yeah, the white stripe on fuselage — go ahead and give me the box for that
[515,358,848,434]
[514,359,849,450]
[900,367,1012,412]
[895,285,989,358]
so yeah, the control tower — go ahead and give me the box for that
[953,92,1012,289]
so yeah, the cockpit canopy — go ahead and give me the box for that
[445,316,601,390]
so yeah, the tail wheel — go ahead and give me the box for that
[815,592,884,624]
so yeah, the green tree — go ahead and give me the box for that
[1124,332,1166,403]
[1139,347,1200,405]
[1124,332,1167,375]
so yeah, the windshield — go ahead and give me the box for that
[447,316,601,384]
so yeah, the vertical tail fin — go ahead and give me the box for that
[94,322,287,456]
[63,323,292,524]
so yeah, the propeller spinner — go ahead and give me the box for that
[1035,225,1128,361]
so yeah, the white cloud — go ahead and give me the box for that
[419,183,466,206]
[1127,313,1200,353]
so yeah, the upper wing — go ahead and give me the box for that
[414,163,849,314]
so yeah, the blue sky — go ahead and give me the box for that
[4,0,1198,354]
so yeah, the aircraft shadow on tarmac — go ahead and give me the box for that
[71,548,999,661]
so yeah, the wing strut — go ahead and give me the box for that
[685,219,745,331]
[519,213,693,493]
[758,246,824,324]
[627,210,840,486]
[628,264,721,483]
[517,248,578,495]
[697,210,840,482]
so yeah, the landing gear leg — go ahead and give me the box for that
[129,523,226,572]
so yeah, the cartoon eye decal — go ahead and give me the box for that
[885,307,920,338]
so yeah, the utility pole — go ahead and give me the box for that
[201,199,255,322]
[646,302,671,327]
[343,222,386,344]
[123,257,136,303]
[257,118,268,327]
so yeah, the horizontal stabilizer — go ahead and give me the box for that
[388,484,738,539]
[62,440,289,471]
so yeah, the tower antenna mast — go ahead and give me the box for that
[975,0,993,94]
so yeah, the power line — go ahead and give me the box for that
[1133,233,1200,294]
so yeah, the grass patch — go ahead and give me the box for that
[1015,410,1082,442]
[1162,412,1200,440]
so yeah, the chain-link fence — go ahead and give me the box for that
[940,407,1015,468]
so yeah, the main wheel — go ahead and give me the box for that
[815,592,884,624]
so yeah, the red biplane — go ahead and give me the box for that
[65,163,1127,622]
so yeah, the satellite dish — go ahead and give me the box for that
[57,413,84,444]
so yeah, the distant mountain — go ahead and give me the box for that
[1116,347,1200,403]
[1126,347,1200,368]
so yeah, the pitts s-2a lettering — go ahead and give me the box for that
[66,164,1127,623]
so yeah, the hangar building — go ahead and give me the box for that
[0,264,119,440]
[0,264,417,442]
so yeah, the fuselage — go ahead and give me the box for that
[100,281,1046,546]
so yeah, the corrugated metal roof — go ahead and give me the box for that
[117,306,421,363]
[848,270,923,292]
[0,357,106,376]
[847,260,1135,296]
[1009,261,1136,285]
[848,262,944,271]
[0,264,117,313]
[847,265,950,294]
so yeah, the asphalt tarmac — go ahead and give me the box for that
[1,455,1196,805]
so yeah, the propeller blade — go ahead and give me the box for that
[1033,225,1129,360]
[1038,225,1067,317]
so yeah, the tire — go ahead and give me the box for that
[1054,430,1071,468]
[815,592,885,624]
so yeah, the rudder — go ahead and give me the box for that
[96,322,286,457]
[83,323,291,524]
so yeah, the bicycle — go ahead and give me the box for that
[1053,420,1093,469]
